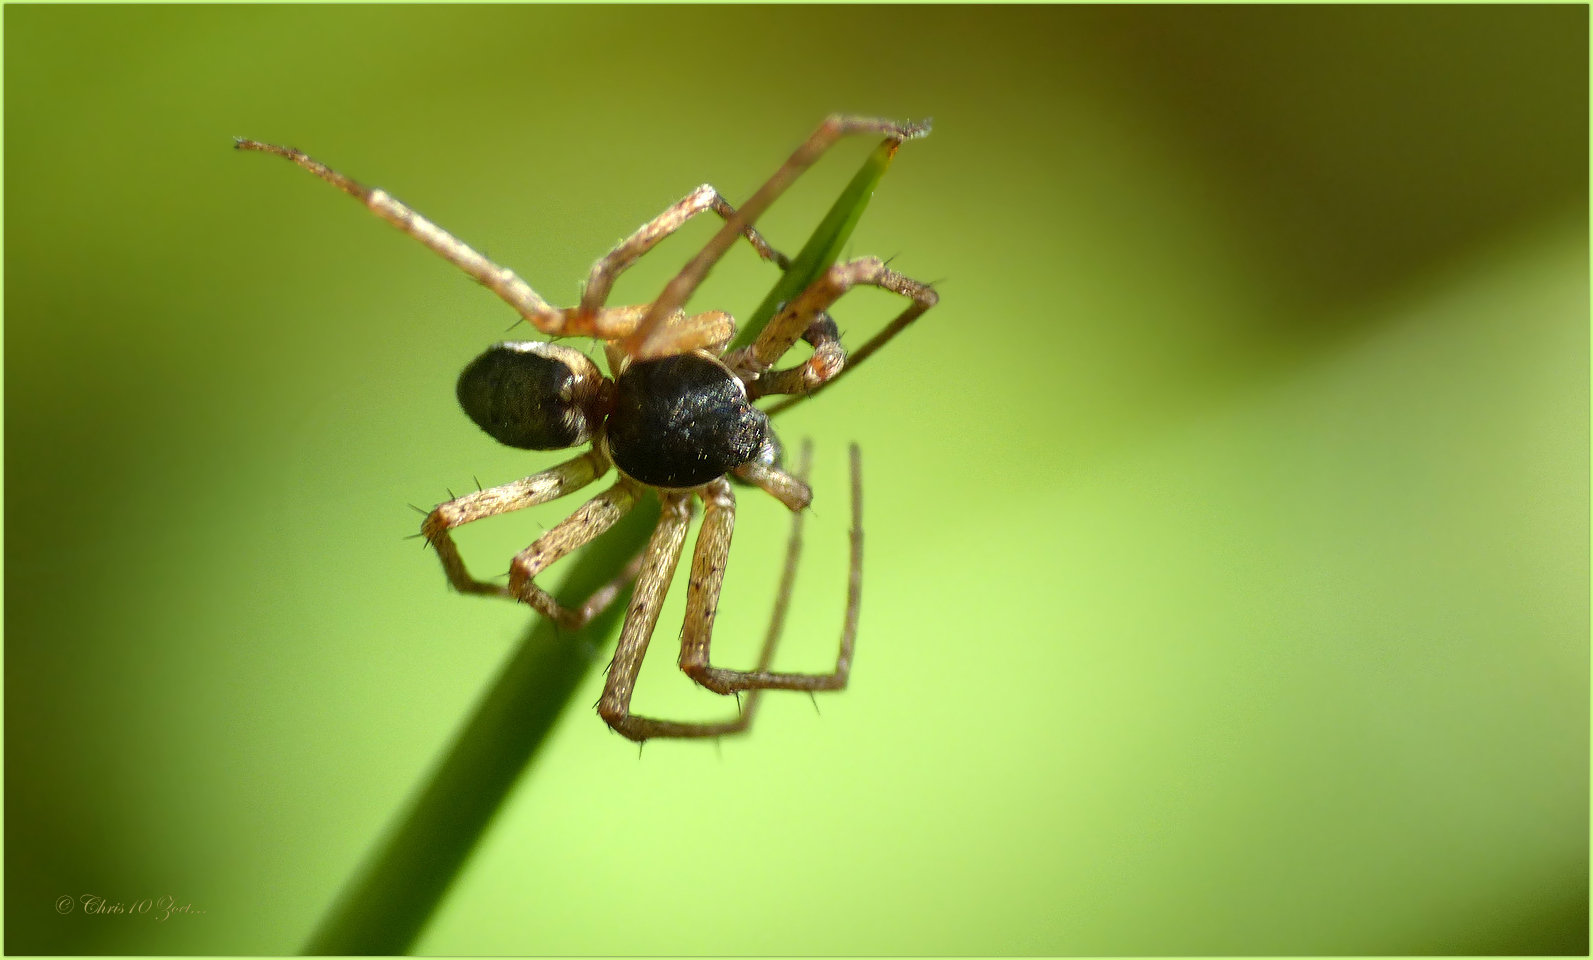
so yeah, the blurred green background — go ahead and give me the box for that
[6,5,1586,955]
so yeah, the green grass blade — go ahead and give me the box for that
[301,140,898,956]
[302,500,659,955]
[731,137,904,350]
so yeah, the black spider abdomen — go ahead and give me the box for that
[456,342,601,450]
[607,354,769,488]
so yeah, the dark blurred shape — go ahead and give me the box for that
[1442,879,1588,955]
[1076,6,1587,312]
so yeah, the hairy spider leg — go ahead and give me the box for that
[741,312,847,399]
[736,257,938,410]
[596,442,825,742]
[422,449,609,597]
[590,305,737,352]
[508,478,643,629]
[234,139,572,334]
[235,139,733,344]
[423,451,646,630]
[679,443,862,696]
[597,493,721,741]
[578,183,789,318]
[731,459,812,512]
[594,306,739,375]
[625,114,932,360]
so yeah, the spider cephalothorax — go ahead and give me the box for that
[238,115,937,741]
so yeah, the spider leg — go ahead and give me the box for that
[681,443,863,697]
[573,547,650,630]
[625,114,932,359]
[731,459,812,512]
[234,139,588,337]
[748,444,814,676]
[638,310,739,358]
[672,444,816,733]
[739,312,845,400]
[578,184,789,317]
[595,306,738,371]
[508,478,644,629]
[422,450,610,598]
[597,494,750,741]
[735,257,937,411]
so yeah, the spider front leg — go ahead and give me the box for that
[235,139,576,336]
[679,444,863,698]
[578,184,789,317]
[626,114,932,359]
[735,257,938,411]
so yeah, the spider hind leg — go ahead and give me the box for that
[681,442,862,699]
[596,493,754,742]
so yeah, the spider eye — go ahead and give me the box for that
[456,342,608,450]
[607,354,769,488]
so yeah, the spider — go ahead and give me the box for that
[237,115,936,741]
